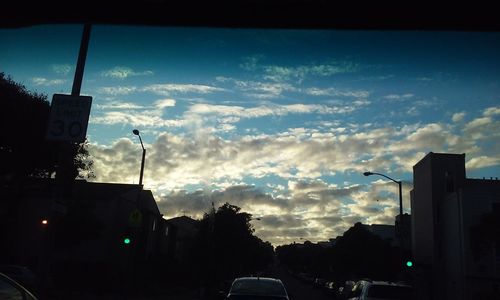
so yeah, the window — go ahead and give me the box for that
[445,171,454,193]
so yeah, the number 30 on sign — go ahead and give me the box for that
[46,94,92,143]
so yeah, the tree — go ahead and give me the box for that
[328,222,401,280]
[276,222,404,282]
[0,72,94,183]
[0,73,95,260]
[190,203,275,294]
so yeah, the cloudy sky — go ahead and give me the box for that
[1,25,499,245]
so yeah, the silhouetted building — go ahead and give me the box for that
[164,216,198,264]
[411,152,500,300]
[366,224,397,246]
[1,178,168,288]
[354,223,396,246]
[395,213,411,250]
[317,240,335,248]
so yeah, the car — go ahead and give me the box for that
[0,272,38,300]
[225,277,291,300]
[347,279,414,300]
[313,277,327,288]
[323,281,339,297]
[336,280,356,299]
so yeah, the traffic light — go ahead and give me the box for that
[41,219,49,225]
[406,260,413,267]
[122,227,133,245]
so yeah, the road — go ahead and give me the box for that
[45,266,335,300]
[268,267,334,300]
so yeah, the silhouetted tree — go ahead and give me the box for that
[0,73,94,261]
[277,222,403,282]
[329,223,402,280]
[0,72,94,183]
[190,203,275,295]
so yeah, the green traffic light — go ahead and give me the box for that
[406,261,413,267]
[124,238,131,244]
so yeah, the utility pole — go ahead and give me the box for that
[39,24,92,296]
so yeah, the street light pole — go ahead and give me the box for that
[363,171,403,216]
[133,129,146,187]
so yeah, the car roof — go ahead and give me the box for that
[360,280,412,287]
[233,277,283,283]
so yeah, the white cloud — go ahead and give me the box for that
[155,98,176,109]
[464,117,492,131]
[234,80,297,98]
[32,77,66,86]
[95,102,145,110]
[186,102,363,120]
[238,57,358,82]
[91,111,185,128]
[142,84,226,96]
[305,87,370,98]
[100,66,154,79]
[466,156,500,169]
[97,86,138,96]
[483,106,500,117]
[263,62,358,82]
[383,94,414,101]
[452,112,466,122]
[50,64,72,76]
[239,55,264,71]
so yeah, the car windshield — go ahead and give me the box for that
[367,285,414,299]
[231,280,286,296]
[1,6,499,300]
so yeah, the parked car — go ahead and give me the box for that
[313,277,327,288]
[323,281,339,297]
[0,272,38,300]
[337,280,356,299]
[347,279,414,300]
[225,277,291,300]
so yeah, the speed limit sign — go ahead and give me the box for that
[46,94,93,143]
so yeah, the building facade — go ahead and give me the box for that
[411,152,500,299]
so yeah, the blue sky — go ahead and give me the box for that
[2,25,499,245]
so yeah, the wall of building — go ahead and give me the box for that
[460,181,500,298]
[411,152,467,300]
[411,152,500,300]
[439,192,465,300]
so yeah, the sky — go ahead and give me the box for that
[1,25,500,245]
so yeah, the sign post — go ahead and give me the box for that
[39,24,92,297]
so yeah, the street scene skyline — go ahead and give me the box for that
[1,25,500,246]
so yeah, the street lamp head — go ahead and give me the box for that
[132,129,140,136]
[363,171,373,176]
